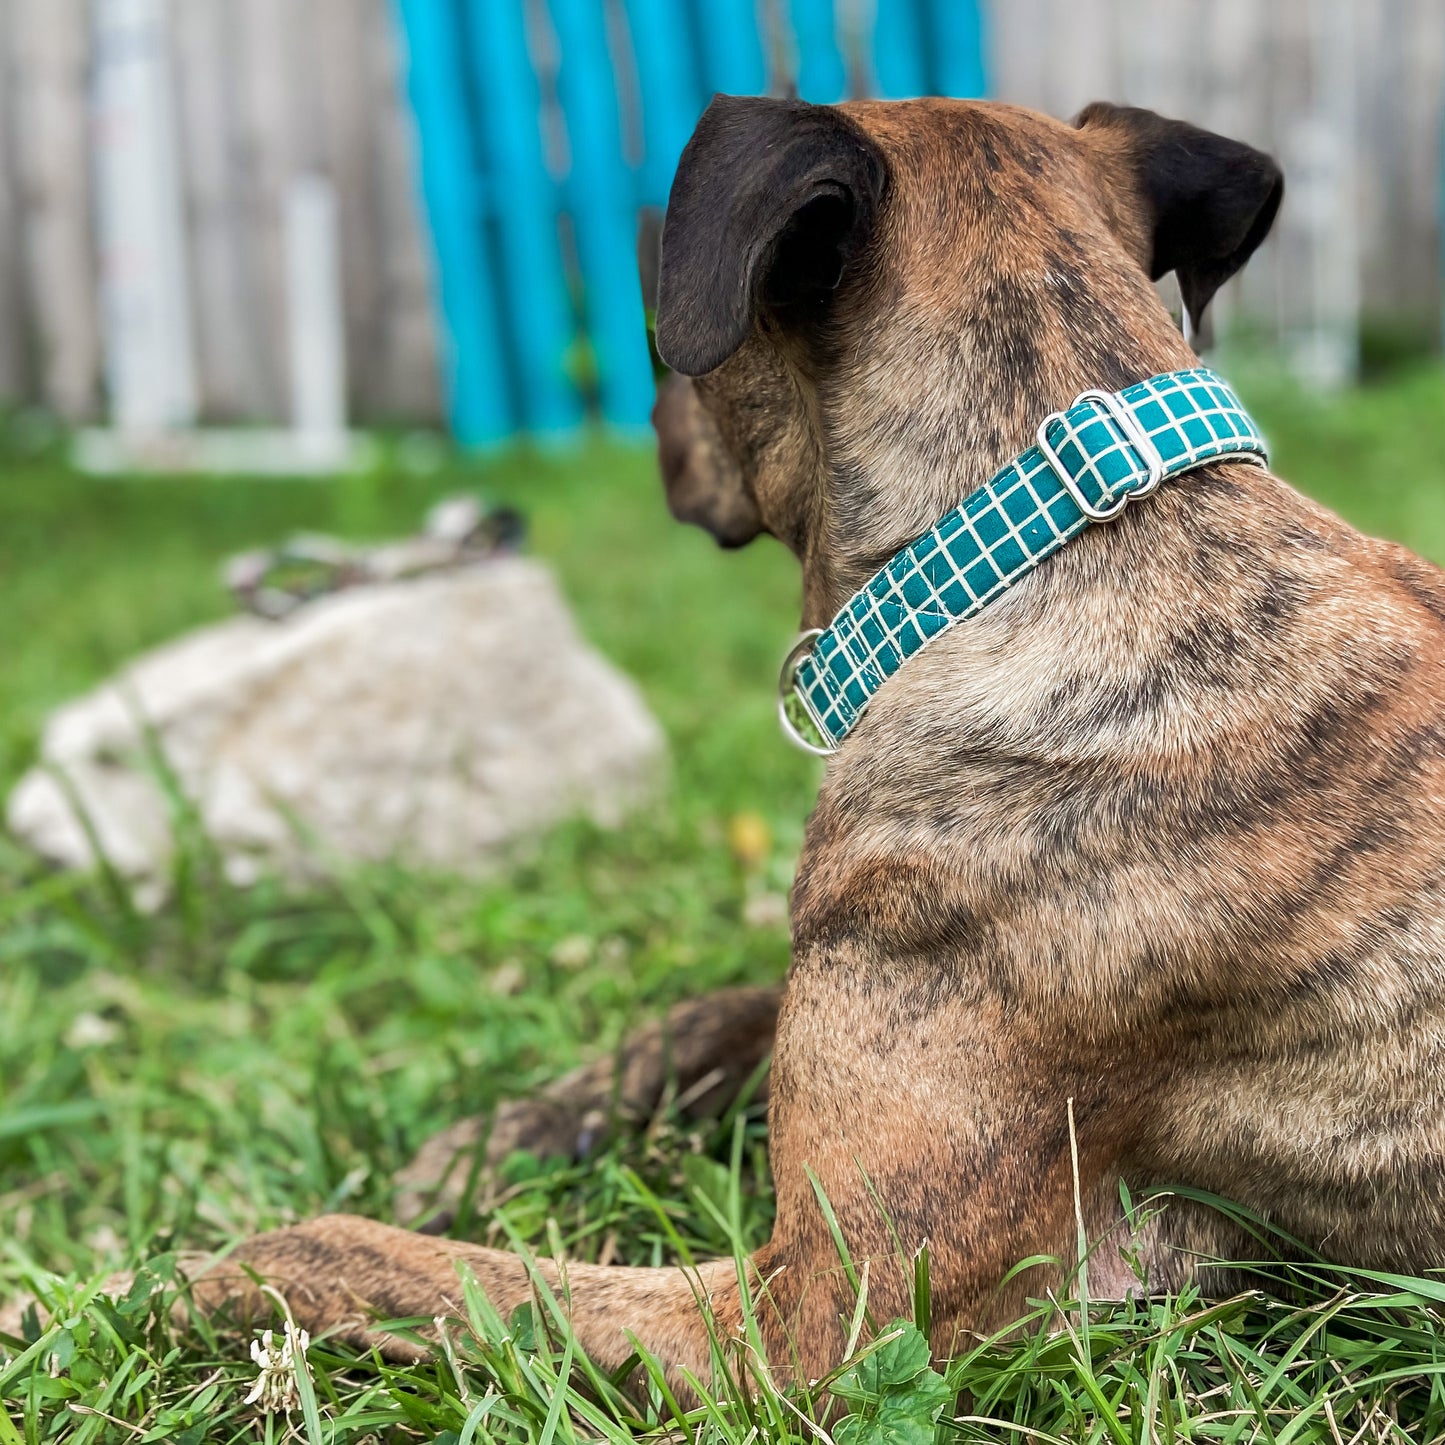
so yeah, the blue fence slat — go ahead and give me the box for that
[466,3,583,435]
[394,0,989,444]
[923,0,987,97]
[393,0,511,444]
[624,0,705,209]
[690,0,767,96]
[549,0,656,428]
[789,0,846,102]
[871,0,927,98]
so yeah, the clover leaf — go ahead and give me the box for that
[832,1320,952,1445]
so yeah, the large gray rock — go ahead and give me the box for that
[7,560,665,885]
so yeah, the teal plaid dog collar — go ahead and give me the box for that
[778,368,1268,755]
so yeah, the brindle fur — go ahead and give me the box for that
[19,95,1445,1390]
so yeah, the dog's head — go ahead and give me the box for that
[650,96,1281,614]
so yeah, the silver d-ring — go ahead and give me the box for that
[776,628,836,757]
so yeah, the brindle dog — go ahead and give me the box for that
[29,94,1445,1387]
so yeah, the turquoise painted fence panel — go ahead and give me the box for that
[394,0,511,443]
[395,0,987,444]
[926,0,987,100]
[872,0,927,98]
[789,0,848,103]
[624,0,701,209]
[550,0,656,427]
[466,1,582,435]
[691,0,768,95]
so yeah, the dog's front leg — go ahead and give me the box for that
[188,969,1129,1388]
[189,1216,752,1390]
[759,962,1143,1360]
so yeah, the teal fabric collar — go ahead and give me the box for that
[778,368,1268,755]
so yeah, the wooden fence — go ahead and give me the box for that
[993,0,1445,386]
[395,0,985,441]
[0,0,1438,434]
[0,0,439,428]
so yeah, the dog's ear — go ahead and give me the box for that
[1076,102,1283,333]
[655,94,887,376]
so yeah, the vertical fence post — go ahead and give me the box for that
[924,0,986,98]
[285,173,348,450]
[1279,0,1360,390]
[788,0,847,101]
[691,0,767,95]
[467,0,583,435]
[548,0,655,428]
[871,0,926,97]
[14,0,101,420]
[92,0,198,433]
[624,0,703,209]
[394,0,511,444]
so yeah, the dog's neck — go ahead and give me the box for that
[798,274,1201,626]
[793,312,1303,809]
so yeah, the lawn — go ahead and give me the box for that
[4,363,1445,1441]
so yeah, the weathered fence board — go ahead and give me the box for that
[991,0,1445,353]
[10,0,99,421]
[346,0,439,423]
[172,0,268,420]
[0,1,1437,433]
[313,0,424,421]
[0,0,31,404]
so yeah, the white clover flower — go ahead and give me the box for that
[244,1320,311,1413]
[64,1011,119,1049]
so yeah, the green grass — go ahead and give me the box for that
[4,364,1445,1441]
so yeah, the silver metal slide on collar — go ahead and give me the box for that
[1034,387,1168,521]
